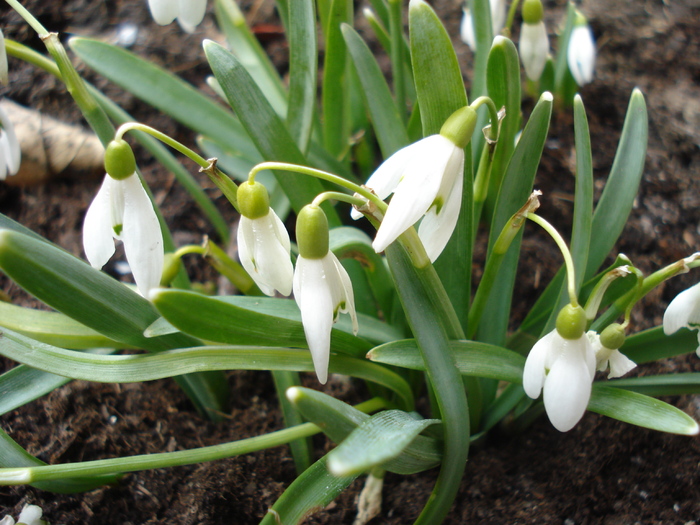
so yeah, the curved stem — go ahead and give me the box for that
[116,123,210,169]
[312,191,367,209]
[5,0,49,35]
[470,96,500,143]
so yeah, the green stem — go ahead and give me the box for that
[0,398,387,485]
[4,0,48,35]
[470,96,500,143]
[312,191,367,208]
[116,122,209,169]
[388,0,406,122]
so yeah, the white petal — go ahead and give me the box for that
[0,103,21,175]
[293,257,335,384]
[329,253,358,335]
[567,25,596,86]
[83,175,117,269]
[0,517,14,525]
[372,135,454,253]
[417,146,464,262]
[519,21,549,81]
[148,0,178,25]
[606,349,636,379]
[178,0,206,31]
[121,174,164,296]
[238,216,273,296]
[0,137,6,180]
[17,505,43,525]
[460,8,476,50]
[522,330,559,399]
[543,338,594,432]
[490,0,507,35]
[663,282,700,335]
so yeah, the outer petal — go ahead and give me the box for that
[178,0,207,32]
[417,146,464,261]
[83,175,117,269]
[460,8,476,50]
[372,135,454,253]
[148,0,178,25]
[543,337,594,432]
[293,257,335,384]
[522,330,559,399]
[567,25,596,86]
[606,349,636,379]
[0,103,20,175]
[663,282,700,335]
[328,252,358,334]
[121,174,164,296]
[16,505,43,525]
[519,21,549,81]
[490,0,507,35]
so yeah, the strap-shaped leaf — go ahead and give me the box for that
[327,410,440,476]
[589,385,699,436]
[620,326,697,364]
[608,373,700,397]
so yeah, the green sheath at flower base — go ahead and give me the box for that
[104,139,136,181]
[439,106,477,149]
[600,323,626,350]
[296,205,329,259]
[237,181,270,220]
[522,0,544,24]
[555,303,587,340]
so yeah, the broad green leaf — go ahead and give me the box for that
[327,410,440,476]
[342,24,409,158]
[620,326,697,364]
[589,385,699,436]
[204,40,341,225]
[368,339,525,384]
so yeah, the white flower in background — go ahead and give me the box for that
[83,140,164,297]
[460,0,507,51]
[523,305,596,432]
[663,281,700,356]
[519,0,549,81]
[567,12,596,86]
[0,29,9,85]
[236,181,293,297]
[0,103,21,180]
[587,326,636,379]
[147,0,207,33]
[0,505,47,525]
[294,205,358,384]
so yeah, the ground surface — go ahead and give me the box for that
[1,0,700,523]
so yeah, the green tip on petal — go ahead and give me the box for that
[296,205,329,259]
[440,106,477,149]
[104,139,136,181]
[555,304,587,340]
[522,0,544,24]
[600,323,626,350]
[237,181,270,219]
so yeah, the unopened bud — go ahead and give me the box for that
[555,303,587,340]
[104,139,136,181]
[238,180,270,219]
[296,205,329,259]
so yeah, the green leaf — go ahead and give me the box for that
[368,339,525,384]
[620,326,697,364]
[608,373,700,397]
[589,385,699,436]
[342,24,409,158]
[204,40,341,225]
[327,410,440,476]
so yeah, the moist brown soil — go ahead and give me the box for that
[1,0,700,523]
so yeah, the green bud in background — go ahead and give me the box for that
[555,303,587,340]
[104,139,136,181]
[600,323,626,350]
[296,205,329,259]
[237,180,270,219]
[439,106,477,149]
[522,0,544,25]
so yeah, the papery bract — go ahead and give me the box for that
[83,173,164,297]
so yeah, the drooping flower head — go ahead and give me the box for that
[0,504,47,525]
[588,324,636,379]
[663,281,700,356]
[519,0,549,81]
[294,204,358,384]
[354,106,476,262]
[83,139,164,297]
[567,10,596,86]
[237,180,293,297]
[0,103,20,180]
[523,303,596,432]
[147,0,207,33]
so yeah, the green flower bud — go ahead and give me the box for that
[555,303,587,340]
[600,323,626,350]
[296,205,329,259]
[522,0,544,25]
[440,106,477,149]
[104,139,136,181]
[238,181,270,219]
[160,252,181,287]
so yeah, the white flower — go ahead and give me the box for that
[147,0,207,33]
[0,103,21,180]
[293,252,358,384]
[237,209,293,297]
[663,282,700,356]
[357,134,464,262]
[0,505,46,525]
[83,173,164,297]
[460,0,506,51]
[519,20,549,81]
[523,330,596,432]
[587,330,636,379]
[567,23,596,86]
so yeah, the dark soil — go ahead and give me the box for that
[1,0,700,523]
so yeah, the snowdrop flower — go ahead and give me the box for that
[293,205,358,384]
[460,0,506,51]
[567,11,596,86]
[588,324,636,379]
[236,180,293,296]
[519,0,549,81]
[355,106,476,262]
[83,139,164,297]
[0,29,8,86]
[0,103,21,180]
[523,304,596,432]
[663,281,700,356]
[147,0,207,33]
[0,504,47,525]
